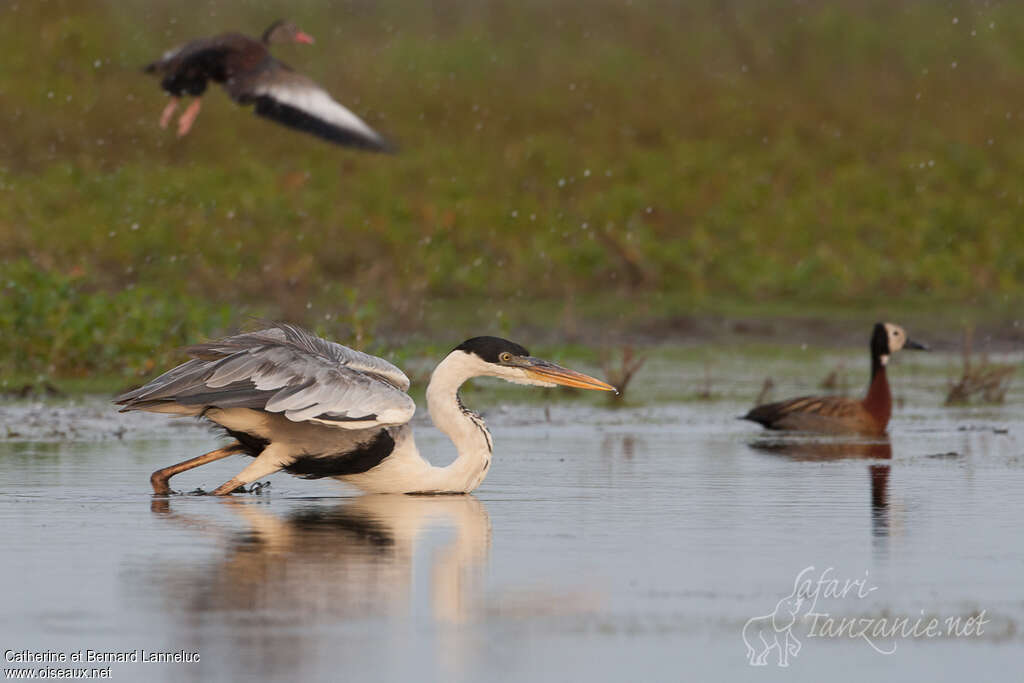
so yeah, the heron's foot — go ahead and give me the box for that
[212,477,243,496]
[150,470,173,495]
[159,97,179,129]
[177,99,202,137]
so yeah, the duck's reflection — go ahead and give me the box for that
[747,440,893,539]
[150,495,491,622]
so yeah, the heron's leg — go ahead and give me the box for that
[177,98,202,137]
[159,97,180,129]
[151,443,244,495]
[211,445,289,496]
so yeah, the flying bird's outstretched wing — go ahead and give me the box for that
[230,65,394,151]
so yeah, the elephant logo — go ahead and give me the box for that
[742,569,814,667]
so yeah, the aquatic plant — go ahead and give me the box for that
[945,328,1015,405]
[600,345,646,402]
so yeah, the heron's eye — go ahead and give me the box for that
[499,352,513,363]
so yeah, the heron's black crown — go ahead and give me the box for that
[454,337,529,364]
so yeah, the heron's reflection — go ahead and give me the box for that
[144,495,492,679]
[150,495,491,621]
[747,439,893,539]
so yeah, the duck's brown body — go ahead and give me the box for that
[743,362,891,436]
[743,323,924,436]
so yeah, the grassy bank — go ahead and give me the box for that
[2,0,1023,380]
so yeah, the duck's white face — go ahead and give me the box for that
[883,323,908,357]
[879,322,928,365]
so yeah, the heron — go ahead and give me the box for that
[115,324,616,495]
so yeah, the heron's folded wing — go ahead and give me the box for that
[185,324,410,391]
[117,340,415,430]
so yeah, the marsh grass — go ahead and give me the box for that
[945,327,1016,405]
[600,345,647,402]
[2,0,1024,379]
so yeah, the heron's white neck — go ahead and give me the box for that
[422,351,494,493]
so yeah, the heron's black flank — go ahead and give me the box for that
[224,428,270,456]
[284,429,396,479]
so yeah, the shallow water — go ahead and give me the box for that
[1,369,1023,681]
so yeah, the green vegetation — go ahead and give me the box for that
[2,0,1023,382]
[0,260,230,380]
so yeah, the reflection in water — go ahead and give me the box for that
[150,495,491,620]
[748,440,893,540]
[868,463,890,539]
[601,433,642,460]
[747,439,892,463]
[145,495,491,678]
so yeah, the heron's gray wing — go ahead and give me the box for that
[116,327,415,429]
[227,65,393,151]
[185,324,410,391]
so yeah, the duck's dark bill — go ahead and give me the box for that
[905,339,929,351]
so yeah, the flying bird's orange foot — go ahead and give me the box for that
[159,97,179,129]
[177,99,202,137]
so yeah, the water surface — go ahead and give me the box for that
[1,366,1022,681]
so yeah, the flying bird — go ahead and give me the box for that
[742,322,928,435]
[116,325,615,494]
[144,19,393,151]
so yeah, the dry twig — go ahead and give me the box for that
[945,327,1015,405]
[600,346,647,401]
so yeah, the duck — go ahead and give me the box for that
[742,322,927,435]
[144,19,393,151]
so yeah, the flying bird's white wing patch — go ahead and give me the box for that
[254,82,382,142]
[240,69,392,151]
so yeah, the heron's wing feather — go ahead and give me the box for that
[185,323,410,391]
[115,326,415,429]
[229,66,392,151]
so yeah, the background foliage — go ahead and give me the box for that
[1,0,1022,380]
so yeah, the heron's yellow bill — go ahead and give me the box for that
[520,357,618,393]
